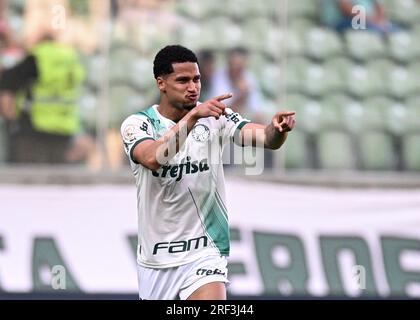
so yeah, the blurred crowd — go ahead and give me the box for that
[321,0,400,35]
[0,0,418,169]
[0,0,268,168]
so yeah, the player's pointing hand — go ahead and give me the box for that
[272,111,296,133]
[193,93,233,120]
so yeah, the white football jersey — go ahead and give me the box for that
[121,104,250,268]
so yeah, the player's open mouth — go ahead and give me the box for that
[187,95,198,101]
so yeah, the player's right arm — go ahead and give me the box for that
[122,93,232,171]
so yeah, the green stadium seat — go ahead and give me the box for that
[271,99,309,170]
[294,59,323,96]
[379,62,419,99]
[110,47,155,90]
[86,55,106,90]
[264,28,285,59]
[388,30,420,63]
[320,94,356,129]
[129,58,155,90]
[344,30,386,61]
[283,29,305,57]
[405,96,420,132]
[359,96,393,131]
[303,27,344,60]
[343,60,387,98]
[402,134,420,171]
[298,99,323,134]
[177,21,207,51]
[324,56,352,78]
[383,0,420,27]
[110,85,146,129]
[285,93,308,110]
[224,0,269,19]
[120,22,169,54]
[318,131,356,170]
[288,17,315,35]
[407,61,420,92]
[413,24,420,44]
[243,17,274,51]
[359,131,396,170]
[176,0,218,19]
[79,89,99,132]
[284,56,309,93]
[264,0,282,16]
[301,62,345,97]
[320,92,366,133]
[184,18,243,50]
[110,46,140,83]
[284,129,310,169]
[359,98,407,171]
[208,18,243,50]
[401,95,420,171]
[259,98,280,120]
[284,93,310,130]
[110,45,139,59]
[257,62,281,99]
[383,101,408,136]
[287,0,318,19]
[249,53,267,74]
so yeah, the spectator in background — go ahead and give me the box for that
[23,0,106,54]
[0,32,93,164]
[208,47,270,168]
[0,22,24,71]
[197,49,216,101]
[321,0,399,35]
[208,47,264,123]
[0,0,6,18]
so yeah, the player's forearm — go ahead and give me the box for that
[152,111,199,167]
[264,123,288,150]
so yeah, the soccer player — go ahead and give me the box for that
[120,45,295,300]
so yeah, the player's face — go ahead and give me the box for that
[158,62,201,111]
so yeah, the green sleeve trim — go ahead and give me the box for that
[233,120,251,144]
[236,120,250,132]
[130,137,155,164]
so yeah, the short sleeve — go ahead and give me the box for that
[221,107,250,144]
[121,114,155,164]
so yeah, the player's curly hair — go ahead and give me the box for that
[153,45,198,79]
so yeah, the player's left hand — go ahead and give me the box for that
[272,111,296,133]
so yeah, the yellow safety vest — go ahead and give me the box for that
[28,41,85,135]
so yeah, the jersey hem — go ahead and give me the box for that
[137,252,224,269]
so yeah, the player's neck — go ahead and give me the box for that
[157,101,188,123]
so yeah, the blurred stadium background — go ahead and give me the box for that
[0,0,419,299]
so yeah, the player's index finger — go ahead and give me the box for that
[280,111,296,116]
[214,93,233,102]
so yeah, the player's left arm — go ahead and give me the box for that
[237,111,296,149]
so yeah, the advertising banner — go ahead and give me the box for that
[0,179,419,297]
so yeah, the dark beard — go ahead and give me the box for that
[182,102,197,111]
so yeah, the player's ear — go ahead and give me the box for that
[156,76,166,92]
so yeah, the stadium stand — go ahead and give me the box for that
[1,0,419,172]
